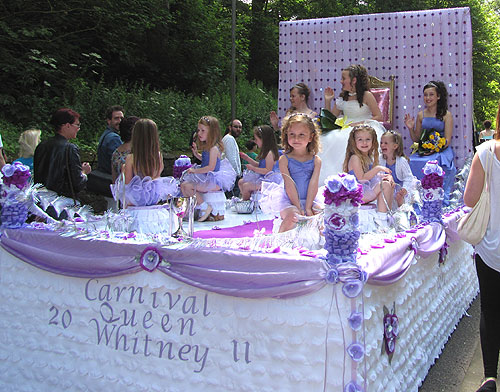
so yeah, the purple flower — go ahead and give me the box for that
[349,213,359,227]
[342,279,363,298]
[326,267,339,284]
[344,381,364,392]
[348,311,363,331]
[341,174,358,191]
[139,247,162,272]
[327,213,346,230]
[422,160,444,177]
[325,176,342,193]
[347,342,364,362]
[1,164,16,177]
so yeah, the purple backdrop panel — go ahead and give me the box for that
[278,7,473,167]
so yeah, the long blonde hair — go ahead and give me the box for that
[343,125,379,172]
[19,129,41,158]
[131,119,162,178]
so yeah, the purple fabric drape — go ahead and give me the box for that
[0,208,468,297]
[278,8,473,167]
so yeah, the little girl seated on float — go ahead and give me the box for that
[260,114,323,233]
[343,124,395,229]
[238,125,282,201]
[180,116,236,222]
[111,118,178,234]
[379,130,418,207]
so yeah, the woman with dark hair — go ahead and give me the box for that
[270,82,317,131]
[404,81,455,205]
[318,64,385,183]
[111,116,139,182]
[463,101,500,392]
[34,108,91,199]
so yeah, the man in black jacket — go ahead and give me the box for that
[34,108,91,199]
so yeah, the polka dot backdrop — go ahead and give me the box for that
[278,7,473,168]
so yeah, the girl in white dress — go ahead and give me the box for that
[319,64,386,184]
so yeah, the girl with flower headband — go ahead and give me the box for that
[344,125,394,228]
[238,125,282,201]
[181,116,236,221]
[404,81,456,205]
[111,118,178,234]
[260,113,323,233]
[379,130,418,207]
[319,64,386,184]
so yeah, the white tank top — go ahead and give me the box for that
[475,140,500,272]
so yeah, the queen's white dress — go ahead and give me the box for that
[318,98,386,185]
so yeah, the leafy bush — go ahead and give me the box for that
[0,78,277,159]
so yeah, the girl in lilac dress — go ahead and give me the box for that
[238,125,282,201]
[260,114,322,232]
[404,81,455,205]
[111,119,177,234]
[181,116,236,221]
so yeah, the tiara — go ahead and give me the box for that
[425,81,438,89]
[201,116,211,123]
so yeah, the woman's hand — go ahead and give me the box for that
[404,114,415,131]
[324,87,335,101]
[270,111,279,130]
[82,162,91,175]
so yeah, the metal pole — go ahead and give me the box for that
[231,0,236,120]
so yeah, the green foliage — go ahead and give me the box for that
[0,78,277,159]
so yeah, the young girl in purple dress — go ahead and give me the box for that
[343,125,394,226]
[181,116,236,221]
[260,114,322,233]
[111,118,178,234]
[238,125,281,201]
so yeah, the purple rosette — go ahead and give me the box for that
[346,342,364,362]
[348,311,363,331]
[1,162,31,190]
[344,381,364,392]
[139,246,163,272]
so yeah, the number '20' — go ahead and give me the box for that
[49,306,72,329]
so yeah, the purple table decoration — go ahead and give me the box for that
[173,155,192,179]
[323,173,363,265]
[420,160,445,223]
[0,162,31,229]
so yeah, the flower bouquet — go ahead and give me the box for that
[173,155,192,179]
[0,162,31,228]
[323,173,363,265]
[420,160,444,222]
[417,128,447,156]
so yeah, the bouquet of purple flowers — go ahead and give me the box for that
[323,173,363,207]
